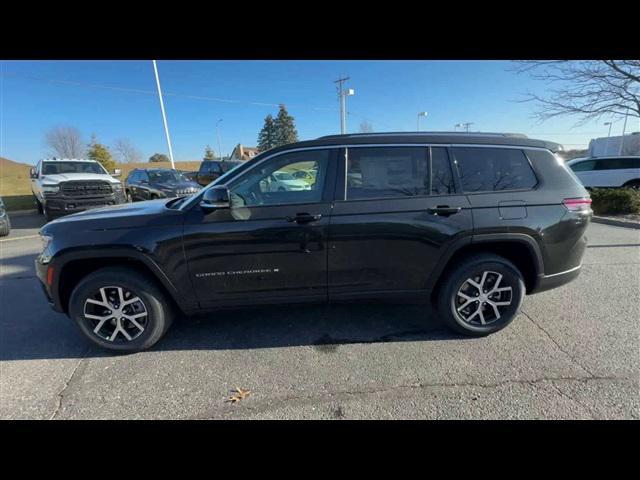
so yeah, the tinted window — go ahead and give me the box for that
[453,147,537,192]
[346,147,429,200]
[595,158,640,170]
[230,150,329,207]
[570,160,597,172]
[431,147,455,195]
[128,171,139,182]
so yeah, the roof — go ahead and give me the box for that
[41,158,98,162]
[260,132,564,153]
[568,155,640,163]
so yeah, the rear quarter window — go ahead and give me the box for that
[453,147,538,192]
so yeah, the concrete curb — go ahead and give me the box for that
[592,216,640,230]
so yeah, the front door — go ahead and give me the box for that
[328,146,472,298]
[183,148,338,308]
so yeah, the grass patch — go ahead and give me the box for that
[3,195,35,212]
[590,188,640,215]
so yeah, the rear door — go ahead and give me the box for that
[328,145,472,298]
[569,159,598,187]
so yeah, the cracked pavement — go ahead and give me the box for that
[1,213,638,419]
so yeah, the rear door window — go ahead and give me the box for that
[570,160,597,172]
[452,147,538,192]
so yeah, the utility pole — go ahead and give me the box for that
[152,60,175,169]
[604,122,613,154]
[216,119,223,161]
[417,111,428,131]
[335,77,354,134]
[460,122,473,133]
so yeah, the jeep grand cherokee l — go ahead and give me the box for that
[36,133,592,352]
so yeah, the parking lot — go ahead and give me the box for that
[0,212,638,419]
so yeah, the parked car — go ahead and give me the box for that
[124,169,202,202]
[260,170,312,192]
[0,197,11,237]
[30,158,125,220]
[292,169,317,182]
[179,170,199,183]
[196,160,243,186]
[36,132,591,352]
[566,156,640,189]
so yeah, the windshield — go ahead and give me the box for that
[274,172,294,181]
[148,170,185,184]
[41,161,107,175]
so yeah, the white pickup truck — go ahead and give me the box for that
[30,158,126,220]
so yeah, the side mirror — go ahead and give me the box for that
[200,186,230,212]
[112,169,122,177]
[30,168,37,179]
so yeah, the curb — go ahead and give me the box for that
[592,216,640,230]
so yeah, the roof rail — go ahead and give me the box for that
[316,131,529,140]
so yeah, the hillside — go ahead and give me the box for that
[0,157,33,196]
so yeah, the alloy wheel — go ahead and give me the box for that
[455,271,513,326]
[83,286,148,342]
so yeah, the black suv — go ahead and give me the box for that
[195,160,243,186]
[36,133,592,352]
[124,168,202,202]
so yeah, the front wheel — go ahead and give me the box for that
[68,267,174,353]
[436,254,525,336]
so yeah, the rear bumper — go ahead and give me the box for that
[530,264,582,294]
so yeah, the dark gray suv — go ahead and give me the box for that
[37,132,592,352]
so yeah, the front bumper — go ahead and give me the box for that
[44,193,125,215]
[35,258,61,311]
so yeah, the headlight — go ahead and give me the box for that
[42,185,59,193]
[40,234,53,251]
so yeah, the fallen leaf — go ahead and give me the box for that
[226,387,251,403]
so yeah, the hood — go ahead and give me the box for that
[155,180,201,191]
[41,198,182,235]
[41,173,120,184]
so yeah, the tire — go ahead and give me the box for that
[0,218,10,237]
[436,253,525,336]
[126,190,134,203]
[68,267,174,353]
[623,180,640,190]
[34,196,44,214]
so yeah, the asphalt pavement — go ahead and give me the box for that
[1,212,638,419]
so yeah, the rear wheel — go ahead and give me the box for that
[0,218,10,237]
[623,180,640,190]
[436,254,525,336]
[68,267,174,353]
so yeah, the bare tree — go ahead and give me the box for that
[359,120,374,133]
[44,125,85,158]
[511,60,640,125]
[113,138,143,164]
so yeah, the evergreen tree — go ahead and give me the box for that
[274,105,298,147]
[86,135,116,172]
[257,114,278,152]
[204,145,216,160]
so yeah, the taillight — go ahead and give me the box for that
[563,197,592,212]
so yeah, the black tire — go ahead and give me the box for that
[68,267,174,353]
[0,218,10,237]
[623,180,640,190]
[436,253,525,336]
[126,190,134,203]
[34,196,44,214]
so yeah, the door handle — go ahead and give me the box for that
[427,206,462,217]
[286,213,322,224]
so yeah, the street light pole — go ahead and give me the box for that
[417,111,428,131]
[335,77,353,134]
[152,60,175,170]
[216,119,223,161]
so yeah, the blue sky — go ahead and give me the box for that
[1,60,638,165]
